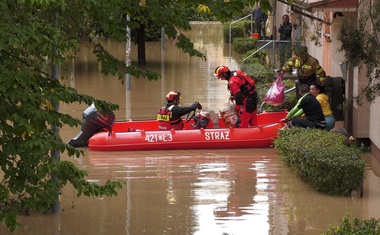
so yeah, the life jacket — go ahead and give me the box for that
[157,105,183,130]
[234,70,256,97]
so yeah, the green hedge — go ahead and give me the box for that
[232,37,257,54]
[223,20,252,43]
[323,214,380,234]
[240,63,296,112]
[258,79,296,112]
[241,62,272,82]
[274,127,365,196]
[243,48,268,65]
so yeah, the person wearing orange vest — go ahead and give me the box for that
[157,90,202,130]
[214,66,258,128]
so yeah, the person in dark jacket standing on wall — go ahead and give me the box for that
[278,14,292,67]
[214,65,258,128]
[157,90,202,130]
[252,2,268,39]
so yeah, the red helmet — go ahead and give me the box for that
[214,66,230,79]
[166,90,181,101]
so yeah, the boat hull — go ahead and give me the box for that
[88,111,287,151]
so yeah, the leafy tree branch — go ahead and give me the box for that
[0,0,272,232]
[338,1,380,104]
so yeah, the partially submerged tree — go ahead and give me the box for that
[1,0,271,232]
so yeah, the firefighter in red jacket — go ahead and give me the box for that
[157,90,202,130]
[214,66,258,128]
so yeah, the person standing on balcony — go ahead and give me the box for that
[278,14,292,67]
[293,16,303,47]
[252,2,268,39]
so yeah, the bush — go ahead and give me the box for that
[232,37,257,54]
[258,79,296,112]
[323,214,380,234]
[274,127,365,196]
[223,20,252,43]
[241,61,272,82]
[241,56,297,112]
[243,48,268,65]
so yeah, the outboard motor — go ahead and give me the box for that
[191,112,214,129]
[67,104,115,147]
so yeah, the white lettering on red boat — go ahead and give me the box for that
[205,131,229,141]
[145,134,173,143]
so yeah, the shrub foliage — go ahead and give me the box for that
[274,127,365,196]
[223,20,252,43]
[232,37,257,54]
[323,214,380,235]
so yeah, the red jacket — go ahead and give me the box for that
[228,71,256,109]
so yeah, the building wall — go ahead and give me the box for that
[274,1,379,158]
[370,97,380,152]
[310,9,372,140]
[328,13,347,78]
[352,67,370,138]
[273,0,380,160]
[351,0,372,140]
[365,0,380,157]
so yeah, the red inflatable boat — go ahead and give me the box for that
[68,105,287,151]
[67,104,287,151]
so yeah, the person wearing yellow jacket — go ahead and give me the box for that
[309,83,336,131]
[282,84,326,129]
[280,46,326,86]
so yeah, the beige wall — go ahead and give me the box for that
[328,12,347,77]
[270,0,380,160]
[274,2,379,159]
[303,5,379,158]
[352,67,370,138]
[351,0,372,139]
[370,97,380,150]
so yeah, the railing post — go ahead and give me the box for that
[229,14,253,64]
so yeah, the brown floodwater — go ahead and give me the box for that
[1,22,380,235]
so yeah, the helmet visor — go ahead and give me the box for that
[214,74,221,79]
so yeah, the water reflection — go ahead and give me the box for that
[2,145,380,234]
[87,149,278,235]
[1,23,380,235]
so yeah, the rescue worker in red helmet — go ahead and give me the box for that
[157,90,202,130]
[214,66,258,128]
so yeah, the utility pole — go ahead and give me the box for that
[126,15,132,120]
